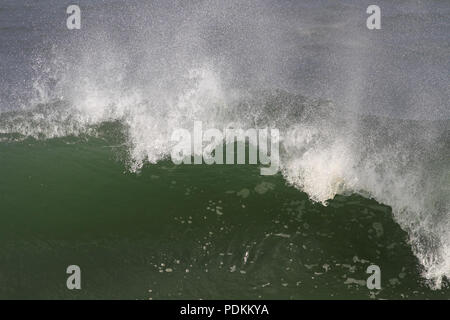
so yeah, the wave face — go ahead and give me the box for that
[0,0,449,289]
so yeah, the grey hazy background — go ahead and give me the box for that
[0,0,449,120]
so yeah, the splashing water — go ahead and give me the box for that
[0,0,449,289]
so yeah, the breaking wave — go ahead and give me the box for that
[0,0,448,289]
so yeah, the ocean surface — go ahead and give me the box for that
[0,0,449,299]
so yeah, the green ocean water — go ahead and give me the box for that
[0,131,448,299]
